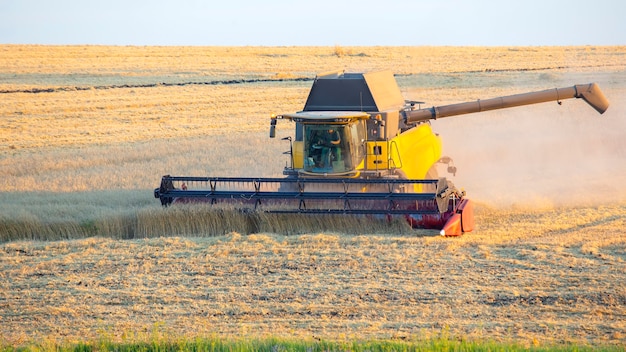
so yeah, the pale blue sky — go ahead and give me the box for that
[1,0,624,46]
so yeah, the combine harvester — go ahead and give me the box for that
[155,71,609,236]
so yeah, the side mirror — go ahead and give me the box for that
[269,116,277,138]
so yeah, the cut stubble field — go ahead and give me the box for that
[0,45,625,348]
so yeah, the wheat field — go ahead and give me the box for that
[1,45,626,348]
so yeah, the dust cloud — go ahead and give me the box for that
[433,86,626,209]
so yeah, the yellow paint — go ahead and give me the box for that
[366,141,389,170]
[388,123,442,179]
[291,123,441,179]
[292,141,304,169]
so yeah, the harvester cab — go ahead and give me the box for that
[270,70,415,179]
[156,70,609,236]
[274,112,367,174]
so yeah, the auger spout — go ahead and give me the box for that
[574,83,610,114]
[403,83,609,124]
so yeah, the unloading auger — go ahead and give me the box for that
[155,71,609,236]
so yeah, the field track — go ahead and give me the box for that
[1,45,625,347]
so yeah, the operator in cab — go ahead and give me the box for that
[324,128,341,146]
[311,128,341,169]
